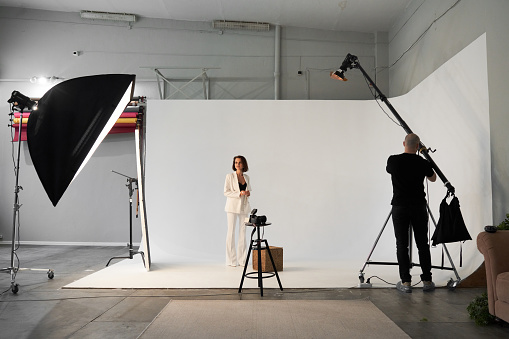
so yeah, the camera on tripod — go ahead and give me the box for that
[249,208,267,226]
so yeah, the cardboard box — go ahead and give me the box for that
[252,246,283,272]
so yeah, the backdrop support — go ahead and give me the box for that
[106,171,145,267]
[332,54,461,289]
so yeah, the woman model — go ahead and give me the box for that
[224,155,251,267]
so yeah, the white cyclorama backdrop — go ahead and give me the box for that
[144,34,489,282]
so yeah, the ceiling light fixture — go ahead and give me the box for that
[212,20,270,31]
[80,10,136,23]
[30,76,63,85]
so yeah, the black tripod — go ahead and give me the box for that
[358,204,461,289]
[106,171,145,267]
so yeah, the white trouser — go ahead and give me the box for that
[226,212,248,266]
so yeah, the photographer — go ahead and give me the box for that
[224,155,251,267]
[387,133,437,293]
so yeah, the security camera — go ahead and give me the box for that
[72,51,81,56]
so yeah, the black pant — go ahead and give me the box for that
[392,205,432,283]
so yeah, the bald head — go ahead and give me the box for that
[404,133,420,153]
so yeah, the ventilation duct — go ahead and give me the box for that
[212,20,270,31]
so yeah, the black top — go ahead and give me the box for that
[386,153,434,206]
[239,182,247,191]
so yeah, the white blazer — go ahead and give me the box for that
[224,172,251,214]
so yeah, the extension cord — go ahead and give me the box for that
[358,283,372,288]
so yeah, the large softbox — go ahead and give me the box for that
[27,74,135,206]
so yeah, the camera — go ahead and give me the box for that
[72,51,81,56]
[249,208,267,226]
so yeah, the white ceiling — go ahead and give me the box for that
[0,0,411,32]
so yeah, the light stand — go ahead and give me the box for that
[332,54,461,289]
[5,105,24,294]
[106,171,145,267]
[2,92,54,294]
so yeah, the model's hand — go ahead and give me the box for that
[245,190,250,197]
[240,191,245,196]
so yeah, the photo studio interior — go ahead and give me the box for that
[1,0,508,292]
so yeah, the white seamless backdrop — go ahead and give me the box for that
[144,34,490,284]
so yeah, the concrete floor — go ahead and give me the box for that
[0,244,508,338]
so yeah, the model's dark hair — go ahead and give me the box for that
[232,155,249,172]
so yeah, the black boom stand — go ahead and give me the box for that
[106,171,145,267]
[332,54,461,289]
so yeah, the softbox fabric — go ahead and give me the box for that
[27,74,135,206]
[431,194,472,246]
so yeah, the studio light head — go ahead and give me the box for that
[7,91,37,111]
[330,53,359,81]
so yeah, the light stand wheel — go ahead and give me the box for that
[359,272,365,284]
[11,283,19,294]
[48,270,54,279]
[447,278,460,290]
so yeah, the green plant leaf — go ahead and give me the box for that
[467,292,496,326]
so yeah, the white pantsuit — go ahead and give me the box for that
[224,172,251,266]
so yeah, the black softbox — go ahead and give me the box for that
[27,74,135,206]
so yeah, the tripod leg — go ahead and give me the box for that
[239,227,256,293]
[359,209,392,279]
[238,241,254,293]
[264,241,283,291]
[257,238,263,295]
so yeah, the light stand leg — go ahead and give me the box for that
[1,111,25,294]
[8,134,22,293]
[107,176,144,267]
[10,114,24,293]
[129,195,133,259]
[358,204,462,289]
[359,210,394,284]
[2,111,54,294]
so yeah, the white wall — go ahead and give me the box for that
[388,0,509,224]
[0,7,387,243]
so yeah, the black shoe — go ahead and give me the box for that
[423,281,435,292]
[396,281,412,293]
